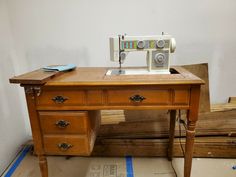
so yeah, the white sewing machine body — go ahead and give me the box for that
[108,34,176,75]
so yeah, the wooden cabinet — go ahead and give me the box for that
[9,66,204,177]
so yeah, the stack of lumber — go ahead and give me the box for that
[92,63,236,158]
[100,110,125,125]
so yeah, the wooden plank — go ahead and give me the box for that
[9,69,60,84]
[99,109,236,138]
[182,63,210,113]
[211,103,236,112]
[92,137,236,158]
[229,97,236,103]
[101,110,125,125]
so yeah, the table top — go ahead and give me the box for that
[9,66,204,86]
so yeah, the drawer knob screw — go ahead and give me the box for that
[130,95,146,102]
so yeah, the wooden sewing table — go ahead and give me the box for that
[10,66,204,177]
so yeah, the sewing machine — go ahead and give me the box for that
[107,34,176,75]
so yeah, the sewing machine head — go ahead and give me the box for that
[107,34,176,75]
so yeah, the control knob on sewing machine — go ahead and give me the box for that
[156,40,165,48]
[137,40,145,49]
[154,53,165,66]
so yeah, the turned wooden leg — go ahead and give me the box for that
[183,85,200,177]
[39,155,48,177]
[184,120,196,177]
[168,110,176,161]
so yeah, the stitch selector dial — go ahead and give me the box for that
[137,40,145,49]
[154,53,165,65]
[156,39,165,48]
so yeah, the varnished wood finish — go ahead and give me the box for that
[106,89,171,105]
[36,89,86,106]
[168,110,176,160]
[43,135,91,155]
[39,155,48,177]
[10,66,203,177]
[9,69,61,84]
[173,89,190,105]
[35,85,191,110]
[24,86,44,155]
[39,111,89,134]
[44,66,203,86]
[10,66,203,86]
[41,110,101,156]
[184,86,201,177]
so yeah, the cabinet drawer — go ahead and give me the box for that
[43,135,93,155]
[106,89,171,105]
[39,111,88,134]
[36,90,85,106]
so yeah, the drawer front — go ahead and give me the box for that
[36,87,190,108]
[106,89,171,105]
[36,90,85,106]
[173,89,190,105]
[43,135,91,155]
[39,111,88,134]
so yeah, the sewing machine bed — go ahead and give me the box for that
[106,68,171,75]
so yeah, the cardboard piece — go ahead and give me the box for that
[7,148,236,177]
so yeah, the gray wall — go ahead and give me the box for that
[0,0,236,174]
[0,0,28,174]
[6,0,236,103]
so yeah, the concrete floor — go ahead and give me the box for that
[6,151,236,177]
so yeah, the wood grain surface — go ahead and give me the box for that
[9,66,204,86]
[9,69,61,84]
[10,66,204,177]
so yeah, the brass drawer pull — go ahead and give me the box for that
[55,120,70,128]
[58,143,73,151]
[130,95,146,102]
[52,96,68,103]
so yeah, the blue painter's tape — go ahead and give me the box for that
[126,156,134,177]
[4,145,31,177]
